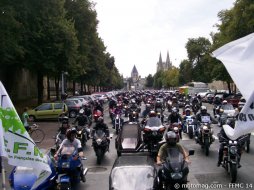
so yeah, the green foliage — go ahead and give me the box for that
[162,67,179,88]
[145,74,154,88]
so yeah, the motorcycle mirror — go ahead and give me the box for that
[188,150,195,156]
[50,148,56,155]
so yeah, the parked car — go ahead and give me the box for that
[109,155,158,190]
[64,99,81,118]
[225,93,242,107]
[204,93,215,104]
[27,102,68,121]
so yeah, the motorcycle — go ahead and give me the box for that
[56,146,88,189]
[92,129,109,164]
[220,135,247,183]
[123,104,129,117]
[128,109,139,122]
[184,116,196,139]
[192,104,200,115]
[168,122,182,141]
[158,148,194,190]
[143,117,166,160]
[109,108,115,123]
[114,113,123,135]
[9,149,57,190]
[75,125,90,147]
[156,108,164,123]
[244,133,251,153]
[196,121,214,156]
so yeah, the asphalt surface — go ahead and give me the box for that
[1,103,254,190]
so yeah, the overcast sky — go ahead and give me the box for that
[92,0,235,78]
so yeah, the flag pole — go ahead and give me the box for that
[1,156,6,190]
[1,92,6,190]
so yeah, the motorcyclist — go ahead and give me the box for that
[73,109,90,139]
[54,128,85,182]
[113,104,124,129]
[22,107,31,131]
[142,103,152,118]
[213,96,222,116]
[91,117,110,147]
[157,131,190,188]
[182,108,192,133]
[167,107,182,124]
[217,118,243,168]
[58,116,70,139]
[83,104,92,126]
[93,100,104,114]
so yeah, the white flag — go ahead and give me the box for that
[0,82,51,183]
[212,33,254,139]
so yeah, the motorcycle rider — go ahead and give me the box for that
[22,107,31,131]
[167,107,182,124]
[83,103,92,126]
[91,117,110,147]
[157,131,190,188]
[213,96,222,116]
[195,106,213,141]
[182,108,192,133]
[113,104,124,129]
[54,128,86,182]
[93,100,104,114]
[73,109,90,139]
[58,116,70,140]
[217,118,243,168]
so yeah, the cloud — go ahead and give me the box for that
[92,0,234,78]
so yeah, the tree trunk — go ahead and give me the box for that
[80,81,83,95]
[37,71,44,105]
[55,77,60,100]
[226,81,231,94]
[72,81,76,95]
[47,75,50,100]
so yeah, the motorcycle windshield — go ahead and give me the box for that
[61,146,75,155]
[221,104,234,111]
[146,117,162,127]
[166,148,184,172]
[111,166,154,190]
[94,129,105,139]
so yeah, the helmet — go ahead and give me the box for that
[185,104,190,109]
[201,106,207,114]
[172,107,177,113]
[149,110,157,117]
[226,118,235,128]
[165,131,177,146]
[222,100,228,105]
[185,108,191,114]
[98,116,104,123]
[66,128,77,142]
[61,116,69,124]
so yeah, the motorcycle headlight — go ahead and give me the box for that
[229,146,237,154]
[96,138,102,145]
[203,126,208,130]
[62,162,70,168]
[171,172,183,180]
[78,131,82,134]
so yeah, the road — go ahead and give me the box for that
[1,103,254,190]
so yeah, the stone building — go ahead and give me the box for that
[157,51,172,72]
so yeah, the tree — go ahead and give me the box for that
[179,59,192,85]
[162,67,179,88]
[145,74,154,88]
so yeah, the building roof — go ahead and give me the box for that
[131,65,138,74]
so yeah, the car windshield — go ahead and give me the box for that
[146,117,162,127]
[111,166,154,190]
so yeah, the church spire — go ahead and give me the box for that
[166,51,170,69]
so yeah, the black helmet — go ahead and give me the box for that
[62,116,69,124]
[165,131,177,146]
[66,128,77,142]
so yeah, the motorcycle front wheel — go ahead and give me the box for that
[204,138,210,156]
[188,127,193,139]
[230,163,237,183]
[96,148,103,165]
